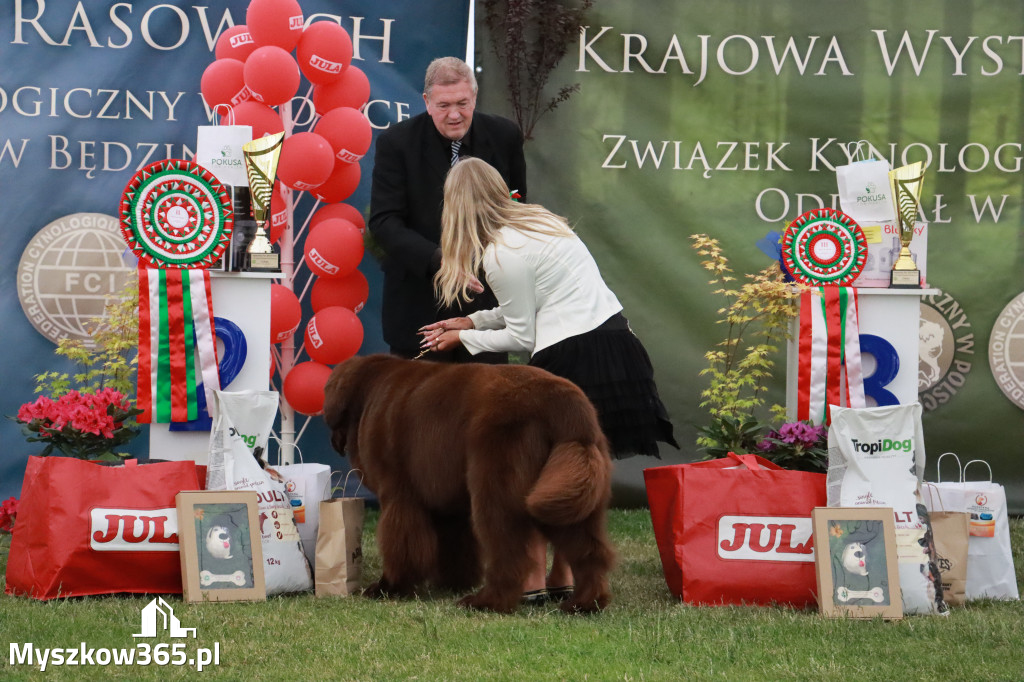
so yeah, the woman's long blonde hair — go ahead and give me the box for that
[434,157,573,307]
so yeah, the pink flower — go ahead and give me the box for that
[15,389,141,460]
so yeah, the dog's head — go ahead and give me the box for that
[322,354,397,461]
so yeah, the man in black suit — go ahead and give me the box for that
[369,56,527,360]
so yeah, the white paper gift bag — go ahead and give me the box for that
[271,462,333,568]
[836,141,895,224]
[196,123,252,187]
[925,453,1019,601]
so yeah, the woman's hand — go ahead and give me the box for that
[418,317,474,353]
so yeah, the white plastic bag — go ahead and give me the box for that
[925,453,1019,601]
[207,390,313,595]
[827,404,948,615]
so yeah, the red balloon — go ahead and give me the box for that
[311,270,369,313]
[310,203,365,233]
[312,66,370,114]
[220,101,284,137]
[304,219,364,278]
[270,283,302,343]
[277,132,334,191]
[244,45,300,106]
[297,22,353,85]
[219,100,282,137]
[246,0,304,51]
[311,162,361,203]
[304,306,364,365]
[314,107,372,164]
[269,183,289,244]
[215,25,258,62]
[282,361,333,416]
[201,58,250,109]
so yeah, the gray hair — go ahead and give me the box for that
[424,57,477,97]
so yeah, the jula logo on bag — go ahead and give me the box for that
[717,515,815,562]
[89,508,179,552]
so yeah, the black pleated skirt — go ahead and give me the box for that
[530,313,679,459]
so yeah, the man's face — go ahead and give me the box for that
[424,80,476,141]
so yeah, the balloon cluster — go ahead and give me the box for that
[200,0,372,416]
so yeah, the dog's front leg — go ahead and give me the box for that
[364,498,438,599]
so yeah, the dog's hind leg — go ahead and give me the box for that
[364,498,437,599]
[544,514,615,613]
[457,499,534,613]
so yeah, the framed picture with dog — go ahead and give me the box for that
[812,506,902,619]
[176,491,266,603]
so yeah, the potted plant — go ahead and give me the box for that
[690,234,826,472]
[15,388,142,462]
[11,275,141,462]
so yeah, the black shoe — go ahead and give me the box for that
[521,588,548,606]
[545,586,574,602]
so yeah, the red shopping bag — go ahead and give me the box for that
[644,453,826,607]
[5,456,201,600]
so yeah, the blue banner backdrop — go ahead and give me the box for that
[0,0,470,500]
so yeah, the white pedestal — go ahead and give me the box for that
[149,272,275,463]
[786,288,939,418]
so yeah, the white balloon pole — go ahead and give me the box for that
[278,100,297,465]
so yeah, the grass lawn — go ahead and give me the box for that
[1,509,1022,681]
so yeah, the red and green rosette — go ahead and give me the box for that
[781,208,867,286]
[119,159,233,269]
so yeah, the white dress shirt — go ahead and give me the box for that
[461,226,623,356]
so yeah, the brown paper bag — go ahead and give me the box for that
[315,470,365,597]
[922,483,970,607]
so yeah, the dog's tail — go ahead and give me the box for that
[525,441,611,526]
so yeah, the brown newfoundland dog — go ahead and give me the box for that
[322,354,615,613]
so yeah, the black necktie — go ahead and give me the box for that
[450,139,462,167]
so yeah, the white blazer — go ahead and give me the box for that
[461,226,622,356]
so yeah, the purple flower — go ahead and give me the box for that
[777,421,825,446]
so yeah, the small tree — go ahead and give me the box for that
[482,0,594,140]
[34,273,138,398]
[690,234,799,458]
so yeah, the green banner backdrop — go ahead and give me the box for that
[477,0,1024,512]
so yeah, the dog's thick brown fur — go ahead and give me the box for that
[322,354,615,613]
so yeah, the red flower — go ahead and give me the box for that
[0,497,17,533]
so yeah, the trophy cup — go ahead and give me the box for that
[888,161,925,288]
[242,132,284,272]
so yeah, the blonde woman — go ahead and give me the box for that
[420,157,678,603]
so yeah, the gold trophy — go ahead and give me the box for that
[888,161,925,288]
[242,132,285,272]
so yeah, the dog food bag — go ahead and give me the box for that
[827,404,948,615]
[206,390,279,465]
[207,390,313,595]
